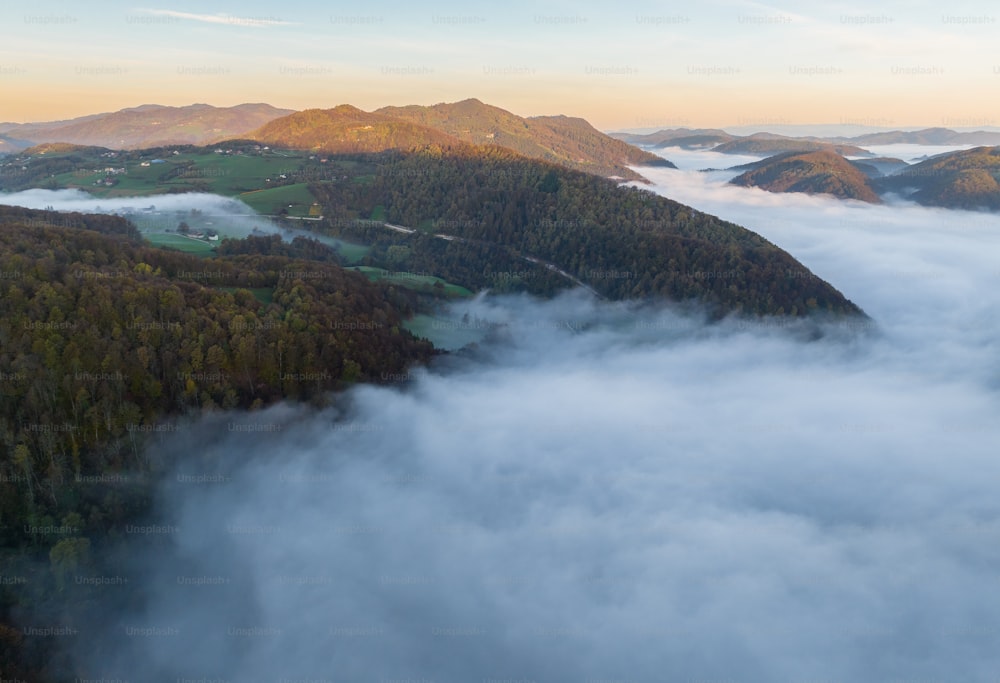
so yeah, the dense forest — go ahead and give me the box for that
[0,206,434,680]
[309,148,864,317]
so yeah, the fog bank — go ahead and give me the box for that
[65,150,1000,682]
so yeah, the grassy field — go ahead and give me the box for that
[403,314,489,350]
[238,183,317,217]
[25,147,386,269]
[348,266,472,297]
[145,233,216,255]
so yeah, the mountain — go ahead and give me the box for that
[522,114,675,175]
[875,146,1000,210]
[0,103,294,149]
[250,100,673,180]
[371,99,672,178]
[730,150,881,203]
[247,105,465,153]
[712,137,872,157]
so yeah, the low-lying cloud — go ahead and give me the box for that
[0,189,301,241]
[49,152,1000,681]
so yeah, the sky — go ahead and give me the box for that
[37,148,1000,681]
[2,0,999,129]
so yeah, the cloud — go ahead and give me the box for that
[44,149,1000,681]
[0,189,332,245]
[140,8,296,28]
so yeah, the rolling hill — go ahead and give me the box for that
[730,150,881,203]
[246,105,462,154]
[875,146,1000,210]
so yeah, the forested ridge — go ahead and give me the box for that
[0,206,433,679]
[729,150,882,204]
[875,146,1000,210]
[310,148,864,317]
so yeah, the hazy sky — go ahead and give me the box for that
[2,0,999,128]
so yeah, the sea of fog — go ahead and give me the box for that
[12,152,999,681]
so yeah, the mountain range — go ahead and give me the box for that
[248,98,671,180]
[728,146,1000,210]
[613,126,1000,150]
[0,100,672,181]
[610,125,1000,209]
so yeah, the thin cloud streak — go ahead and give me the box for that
[141,8,296,27]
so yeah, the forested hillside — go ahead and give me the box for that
[0,206,433,679]
[730,150,882,203]
[310,148,864,317]
[875,146,1000,210]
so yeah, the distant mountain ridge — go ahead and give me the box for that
[0,103,294,149]
[611,126,1000,154]
[828,128,1000,146]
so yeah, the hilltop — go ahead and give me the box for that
[247,105,463,154]
[729,150,881,203]
[875,146,1000,210]
[374,99,672,178]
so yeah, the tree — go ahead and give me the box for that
[49,536,90,591]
